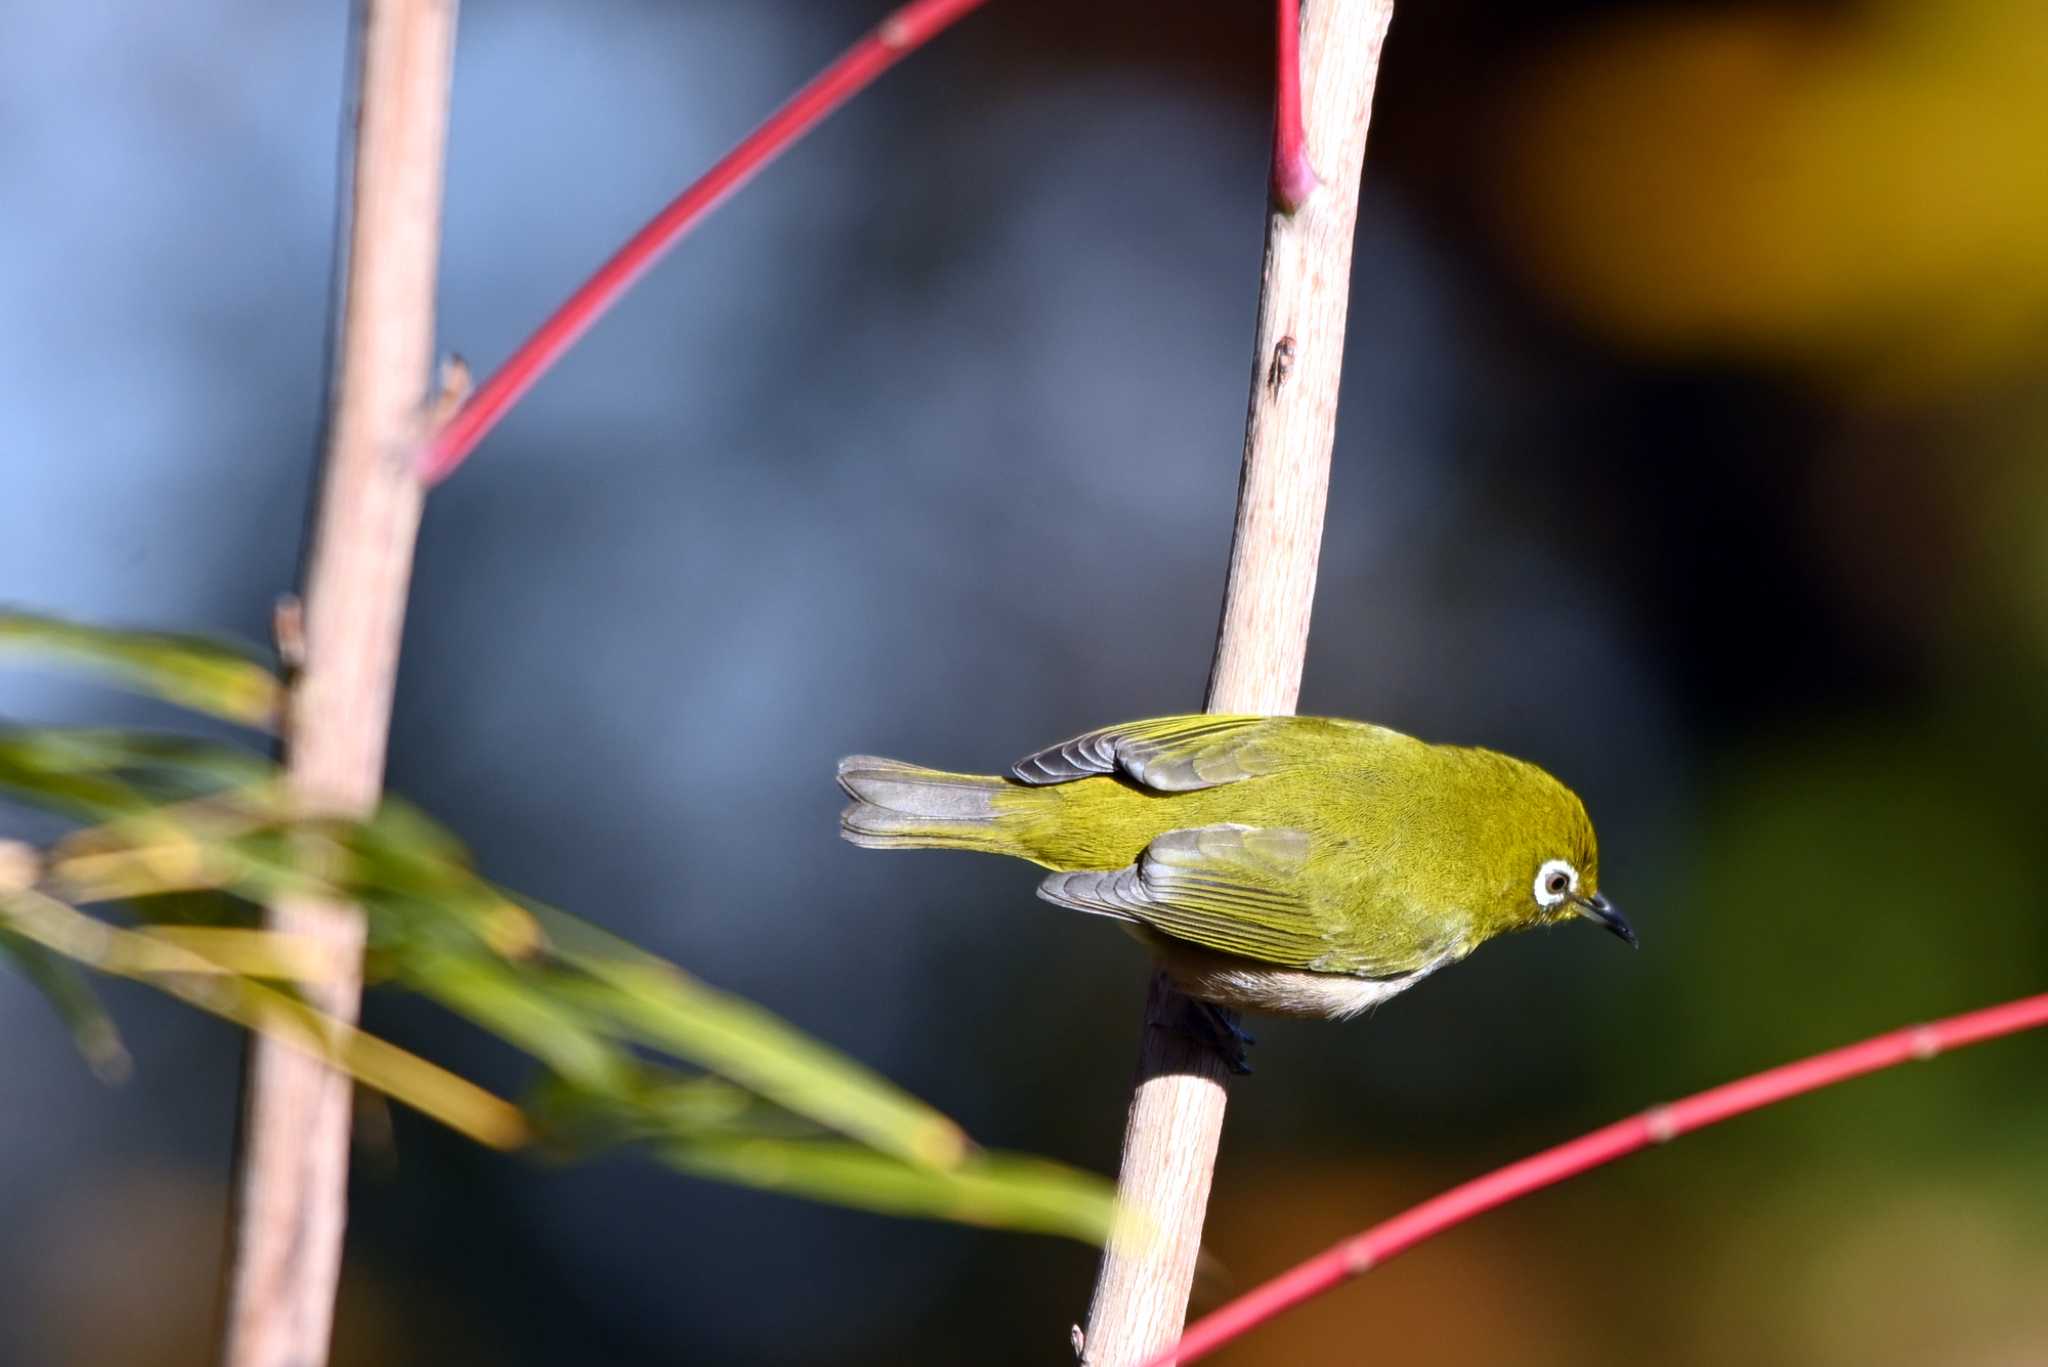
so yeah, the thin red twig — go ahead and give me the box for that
[1145,989,2048,1367]
[420,0,989,486]
[1269,0,1318,211]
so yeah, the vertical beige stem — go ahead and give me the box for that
[1081,3,1396,1363]
[220,4,458,1364]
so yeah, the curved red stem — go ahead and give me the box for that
[1145,990,2048,1367]
[1270,0,1319,211]
[421,0,989,486]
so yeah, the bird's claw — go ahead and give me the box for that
[1159,1000,1256,1075]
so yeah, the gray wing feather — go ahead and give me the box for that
[1035,866,1150,922]
[1036,824,1329,966]
[1009,730,1124,785]
[1010,716,1292,791]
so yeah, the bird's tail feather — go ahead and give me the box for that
[837,756,1018,853]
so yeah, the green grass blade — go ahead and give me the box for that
[529,915,970,1170]
[0,725,1103,1237]
[0,924,131,1081]
[656,1138,1116,1244]
[0,728,274,823]
[400,949,639,1095]
[0,612,282,729]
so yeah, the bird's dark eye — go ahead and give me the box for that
[1534,858,1577,907]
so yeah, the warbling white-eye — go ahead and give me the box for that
[839,715,1633,1023]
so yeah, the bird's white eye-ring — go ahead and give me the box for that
[1534,859,1578,908]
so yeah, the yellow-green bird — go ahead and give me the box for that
[839,715,1632,1023]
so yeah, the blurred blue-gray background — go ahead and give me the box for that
[4,1,2046,1363]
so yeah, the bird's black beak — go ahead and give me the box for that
[1573,892,1637,947]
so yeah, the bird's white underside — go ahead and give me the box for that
[1143,931,1451,1020]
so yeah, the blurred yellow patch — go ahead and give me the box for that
[1496,0,2048,393]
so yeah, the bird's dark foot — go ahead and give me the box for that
[1163,1000,1256,1075]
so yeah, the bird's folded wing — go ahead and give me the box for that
[1037,823,1373,971]
[1010,714,1302,791]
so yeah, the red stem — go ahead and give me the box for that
[1270,0,1319,212]
[1145,989,2048,1367]
[420,0,990,486]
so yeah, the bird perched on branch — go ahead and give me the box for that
[839,715,1632,1033]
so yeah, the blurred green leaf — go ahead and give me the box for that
[526,1072,768,1149]
[404,948,640,1095]
[0,923,131,1082]
[13,752,970,1171]
[356,794,478,874]
[0,611,281,729]
[0,721,1117,1244]
[0,728,272,821]
[0,885,528,1149]
[526,903,972,1170]
[658,1138,1118,1243]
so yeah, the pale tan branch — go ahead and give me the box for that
[1080,3,1398,1362]
[219,2,460,1363]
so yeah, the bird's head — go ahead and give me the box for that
[1517,784,1634,946]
